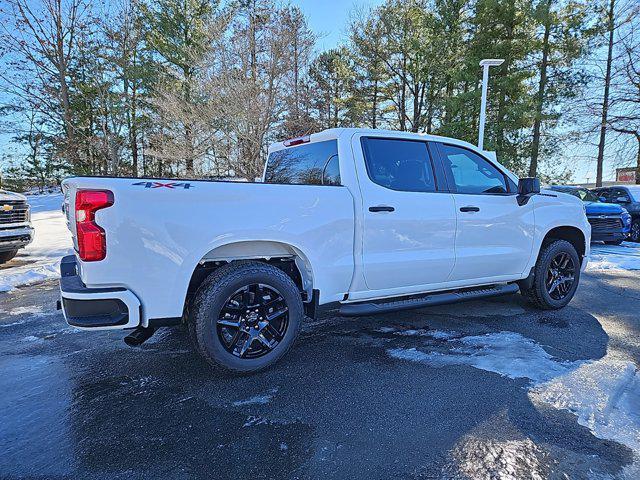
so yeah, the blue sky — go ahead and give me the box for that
[293,0,385,51]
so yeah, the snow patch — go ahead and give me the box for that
[243,415,270,427]
[0,320,27,328]
[387,331,640,474]
[445,437,547,480]
[388,331,582,383]
[531,359,640,468]
[233,389,277,406]
[375,327,460,339]
[0,194,72,292]
[394,328,460,338]
[9,306,44,316]
[8,305,55,317]
[588,242,640,272]
[21,335,41,342]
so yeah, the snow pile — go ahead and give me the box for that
[0,193,72,292]
[387,330,640,474]
[588,242,640,271]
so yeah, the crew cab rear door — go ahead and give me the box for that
[432,142,535,282]
[352,134,456,291]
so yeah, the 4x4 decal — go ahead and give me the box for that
[132,181,193,189]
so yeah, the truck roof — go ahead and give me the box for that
[268,128,483,155]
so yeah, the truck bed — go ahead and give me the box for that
[62,177,356,321]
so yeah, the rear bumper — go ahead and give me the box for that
[0,226,34,252]
[59,255,141,330]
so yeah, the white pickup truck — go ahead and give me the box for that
[60,128,590,372]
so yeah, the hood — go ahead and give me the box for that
[544,189,586,210]
[584,201,624,215]
[0,189,27,202]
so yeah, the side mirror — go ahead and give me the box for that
[518,177,540,196]
[599,196,607,203]
[616,196,630,203]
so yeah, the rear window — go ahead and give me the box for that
[264,140,340,186]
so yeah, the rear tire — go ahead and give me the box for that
[190,261,303,373]
[0,250,18,265]
[520,240,581,310]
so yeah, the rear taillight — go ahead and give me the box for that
[75,190,114,262]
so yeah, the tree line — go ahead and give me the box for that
[0,0,638,190]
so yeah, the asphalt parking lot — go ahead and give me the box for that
[1,267,639,479]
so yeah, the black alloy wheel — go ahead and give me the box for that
[520,239,581,310]
[190,261,303,372]
[545,252,576,301]
[217,283,289,359]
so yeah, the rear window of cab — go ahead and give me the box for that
[264,140,340,186]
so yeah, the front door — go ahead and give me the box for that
[354,135,457,291]
[435,142,535,282]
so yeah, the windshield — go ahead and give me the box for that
[626,186,640,201]
[566,188,600,202]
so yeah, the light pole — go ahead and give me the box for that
[478,58,504,151]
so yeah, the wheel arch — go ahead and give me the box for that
[541,226,587,260]
[184,240,315,310]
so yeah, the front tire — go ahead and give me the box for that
[190,261,303,373]
[630,220,640,243]
[521,239,581,310]
[0,250,18,265]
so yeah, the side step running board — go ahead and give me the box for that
[339,283,520,317]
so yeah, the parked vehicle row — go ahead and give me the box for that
[592,186,640,243]
[0,189,33,264]
[549,186,632,245]
[59,128,591,372]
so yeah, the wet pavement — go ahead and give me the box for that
[1,270,639,479]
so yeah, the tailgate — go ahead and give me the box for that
[61,180,78,252]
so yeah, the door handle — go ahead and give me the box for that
[459,206,480,212]
[369,205,395,212]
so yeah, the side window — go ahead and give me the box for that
[440,144,508,194]
[612,188,630,203]
[265,140,339,185]
[322,155,340,186]
[361,137,436,193]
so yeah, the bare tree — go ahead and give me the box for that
[205,0,294,180]
[608,11,640,183]
[594,0,617,186]
[0,0,91,169]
